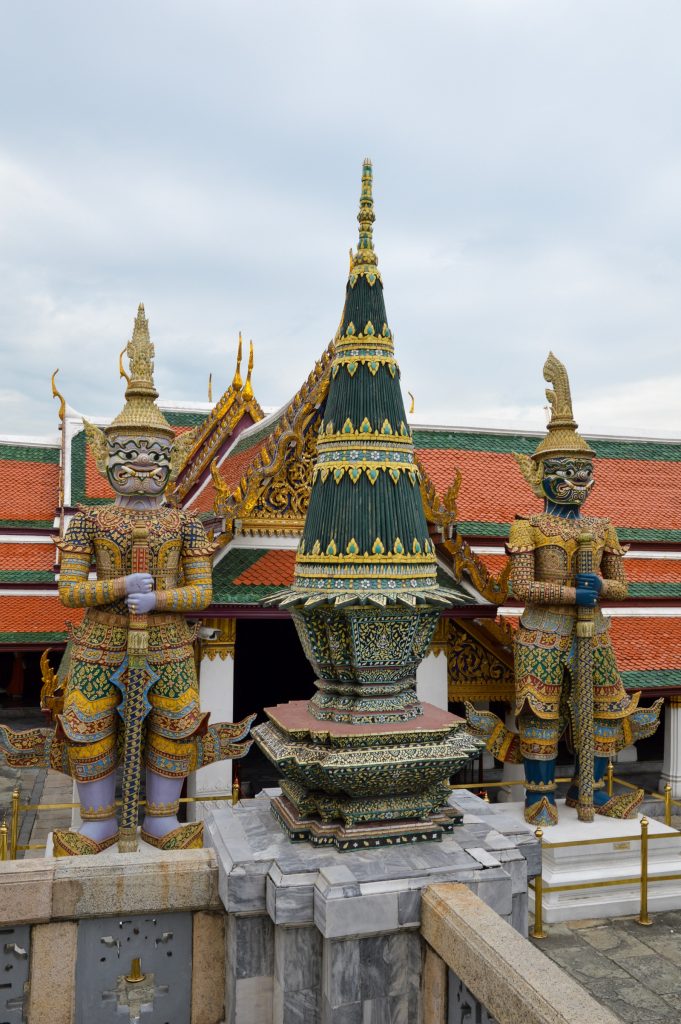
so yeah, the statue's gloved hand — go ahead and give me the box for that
[576,587,598,608]
[126,591,157,614]
[575,572,603,595]
[124,573,155,595]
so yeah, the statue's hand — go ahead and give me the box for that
[126,591,157,614]
[575,572,602,595]
[576,587,598,608]
[124,572,155,595]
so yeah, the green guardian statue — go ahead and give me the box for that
[1,306,253,854]
[467,353,661,826]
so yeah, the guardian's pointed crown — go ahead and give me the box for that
[105,304,175,439]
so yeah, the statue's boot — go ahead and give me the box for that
[566,756,643,819]
[524,758,558,827]
[53,772,118,857]
[140,769,203,850]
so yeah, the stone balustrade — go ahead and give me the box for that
[421,882,622,1024]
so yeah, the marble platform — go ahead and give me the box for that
[500,800,681,924]
[205,789,539,1024]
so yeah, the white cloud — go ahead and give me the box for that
[2,1,681,436]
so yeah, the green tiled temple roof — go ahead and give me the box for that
[287,161,448,607]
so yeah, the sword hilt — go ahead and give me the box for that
[576,532,595,638]
[129,526,150,655]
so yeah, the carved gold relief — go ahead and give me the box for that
[446,619,515,702]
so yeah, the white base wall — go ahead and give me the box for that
[187,653,235,821]
[416,650,448,710]
[660,700,681,799]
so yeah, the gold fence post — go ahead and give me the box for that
[531,827,547,939]
[637,817,652,926]
[10,787,20,860]
[606,761,614,798]
[664,783,672,828]
[0,819,7,861]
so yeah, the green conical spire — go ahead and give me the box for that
[284,161,448,608]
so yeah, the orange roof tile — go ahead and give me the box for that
[0,461,58,524]
[474,553,508,576]
[497,612,681,674]
[84,447,115,500]
[233,549,297,587]
[190,479,219,514]
[415,448,681,535]
[0,543,55,572]
[0,595,83,640]
[621,559,681,584]
[609,616,681,672]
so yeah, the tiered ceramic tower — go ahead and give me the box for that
[253,161,480,848]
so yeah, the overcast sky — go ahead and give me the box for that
[2,1,681,439]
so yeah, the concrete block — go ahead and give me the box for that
[51,848,220,919]
[274,924,322,992]
[227,914,274,980]
[233,975,274,1024]
[192,911,226,1024]
[0,860,54,925]
[323,937,360,1008]
[316,889,399,939]
[273,977,320,1024]
[26,921,77,1024]
[422,884,621,1024]
[422,944,447,1024]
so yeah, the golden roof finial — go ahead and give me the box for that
[106,303,174,438]
[242,340,254,401]
[208,373,213,403]
[232,332,243,390]
[353,158,378,271]
[51,369,66,423]
[408,391,415,415]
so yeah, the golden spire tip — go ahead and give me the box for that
[242,340,254,401]
[354,159,376,264]
[231,331,244,390]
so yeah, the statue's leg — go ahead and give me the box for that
[566,724,644,819]
[142,769,183,838]
[53,662,121,856]
[76,772,117,842]
[141,662,204,850]
[519,711,559,826]
[563,641,649,819]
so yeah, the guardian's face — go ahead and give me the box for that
[106,434,172,496]
[541,457,594,507]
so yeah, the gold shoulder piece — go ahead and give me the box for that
[604,523,628,555]
[169,427,200,481]
[513,452,544,498]
[83,419,108,475]
[508,517,535,552]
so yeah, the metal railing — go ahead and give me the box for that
[450,766,681,937]
[0,783,241,860]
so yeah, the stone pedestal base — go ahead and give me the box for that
[501,800,681,924]
[205,790,537,1024]
[271,790,463,850]
[252,699,481,846]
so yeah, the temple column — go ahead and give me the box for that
[187,618,236,820]
[660,696,681,799]
[416,619,448,710]
[498,706,525,803]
